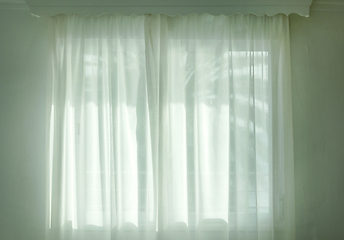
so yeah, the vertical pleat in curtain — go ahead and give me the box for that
[47,14,294,240]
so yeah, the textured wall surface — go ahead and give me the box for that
[1,6,344,240]
[0,8,48,240]
[290,10,344,240]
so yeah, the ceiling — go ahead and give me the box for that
[1,0,344,16]
[2,0,344,4]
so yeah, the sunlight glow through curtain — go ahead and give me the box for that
[47,14,295,240]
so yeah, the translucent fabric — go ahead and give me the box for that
[47,14,295,240]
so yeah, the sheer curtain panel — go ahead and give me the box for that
[46,14,295,240]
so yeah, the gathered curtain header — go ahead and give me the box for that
[25,0,312,17]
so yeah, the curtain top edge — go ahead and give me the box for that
[28,6,310,18]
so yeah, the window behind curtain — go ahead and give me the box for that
[47,14,295,240]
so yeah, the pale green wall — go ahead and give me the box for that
[290,10,344,240]
[0,7,343,240]
[0,8,48,240]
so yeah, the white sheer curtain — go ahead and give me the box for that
[46,14,294,240]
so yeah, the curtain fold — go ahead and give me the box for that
[47,14,294,240]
